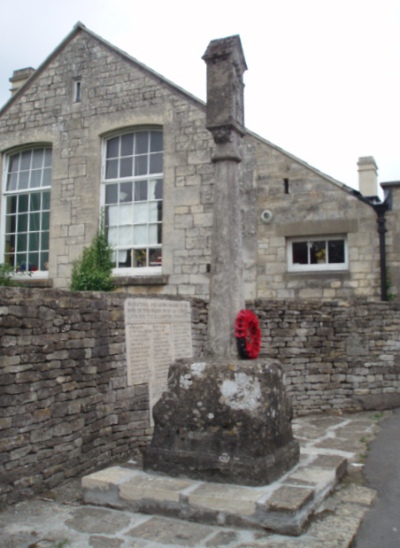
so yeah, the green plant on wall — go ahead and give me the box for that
[0,263,31,287]
[70,216,114,292]
[0,263,15,286]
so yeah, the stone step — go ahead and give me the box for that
[82,453,347,536]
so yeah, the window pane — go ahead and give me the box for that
[154,179,163,200]
[135,132,148,154]
[157,202,163,222]
[30,193,41,211]
[106,159,118,179]
[7,172,18,191]
[119,203,133,224]
[18,195,29,212]
[105,184,118,204]
[133,249,147,267]
[150,153,162,174]
[107,205,120,226]
[16,253,27,269]
[149,248,162,266]
[135,155,148,176]
[133,225,147,245]
[134,180,147,201]
[28,253,39,271]
[150,132,163,152]
[108,227,119,246]
[19,171,29,190]
[120,182,133,203]
[118,250,131,267]
[41,252,49,271]
[42,212,50,231]
[9,154,20,172]
[292,242,308,264]
[148,224,158,245]
[41,231,49,251]
[5,214,16,234]
[42,168,51,187]
[149,202,159,223]
[18,214,28,232]
[107,137,119,158]
[32,149,44,169]
[20,150,31,170]
[311,241,326,264]
[7,196,17,214]
[29,232,40,251]
[120,157,133,178]
[328,240,345,263]
[119,226,134,247]
[133,203,148,223]
[44,149,52,167]
[42,191,51,210]
[148,179,162,200]
[29,213,40,232]
[121,133,134,156]
[30,170,42,188]
[17,233,27,252]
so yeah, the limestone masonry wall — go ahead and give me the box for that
[0,288,207,506]
[255,299,400,414]
[1,288,400,506]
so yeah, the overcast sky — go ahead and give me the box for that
[1,0,399,190]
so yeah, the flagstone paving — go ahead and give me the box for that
[0,411,386,547]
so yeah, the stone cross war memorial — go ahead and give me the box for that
[143,35,300,486]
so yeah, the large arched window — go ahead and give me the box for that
[2,147,51,273]
[102,129,163,272]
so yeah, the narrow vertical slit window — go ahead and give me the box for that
[74,80,81,103]
[283,178,289,194]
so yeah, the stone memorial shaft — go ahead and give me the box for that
[144,36,299,486]
[202,36,247,358]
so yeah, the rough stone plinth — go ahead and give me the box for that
[143,358,299,486]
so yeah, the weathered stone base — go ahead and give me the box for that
[144,440,300,486]
[143,358,300,486]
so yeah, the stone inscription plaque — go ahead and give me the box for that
[124,299,193,421]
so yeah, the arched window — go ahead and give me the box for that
[102,129,163,272]
[2,147,51,273]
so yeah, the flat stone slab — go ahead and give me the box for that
[83,452,347,536]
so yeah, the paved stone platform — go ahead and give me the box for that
[81,412,374,536]
[0,411,385,547]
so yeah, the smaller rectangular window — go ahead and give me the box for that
[287,236,347,272]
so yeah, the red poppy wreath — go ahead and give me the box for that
[234,309,261,359]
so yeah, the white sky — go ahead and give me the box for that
[0,0,399,189]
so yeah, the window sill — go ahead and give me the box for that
[12,277,53,288]
[284,270,350,280]
[112,275,169,287]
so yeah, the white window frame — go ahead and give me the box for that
[1,146,51,279]
[101,129,163,276]
[287,235,348,272]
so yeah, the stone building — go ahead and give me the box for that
[0,22,399,301]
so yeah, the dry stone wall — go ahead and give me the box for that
[0,288,207,506]
[256,299,400,414]
[1,287,400,506]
